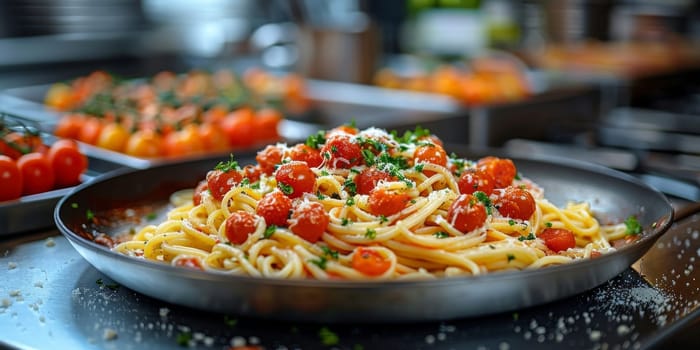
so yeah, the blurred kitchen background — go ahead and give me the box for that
[1,0,700,194]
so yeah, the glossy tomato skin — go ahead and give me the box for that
[352,247,391,276]
[221,108,255,147]
[0,155,22,201]
[256,145,282,175]
[320,134,361,169]
[225,210,258,244]
[256,190,293,227]
[192,180,208,205]
[538,228,576,252]
[48,139,88,188]
[287,143,322,168]
[17,152,54,195]
[414,144,447,167]
[289,201,329,243]
[125,129,163,158]
[355,167,395,195]
[447,194,488,233]
[275,161,316,199]
[477,156,517,188]
[494,186,536,221]
[457,169,495,195]
[368,187,410,217]
[206,168,243,201]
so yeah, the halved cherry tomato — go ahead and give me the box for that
[0,155,22,201]
[275,161,316,199]
[192,180,208,205]
[447,194,488,233]
[255,190,293,227]
[538,228,576,252]
[48,139,87,188]
[206,168,243,201]
[320,133,361,169]
[289,201,329,243]
[355,167,395,195]
[96,123,129,152]
[77,117,103,145]
[495,186,536,221]
[368,187,410,217]
[256,145,282,175]
[352,247,391,276]
[287,143,322,168]
[17,152,54,195]
[457,169,495,195]
[174,257,203,270]
[225,210,258,244]
[477,156,516,188]
[125,129,163,158]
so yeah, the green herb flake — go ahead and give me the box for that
[379,215,388,224]
[279,182,294,195]
[71,203,79,209]
[507,253,516,262]
[625,216,642,235]
[264,225,277,239]
[473,191,493,215]
[414,163,425,172]
[361,149,376,166]
[341,217,352,226]
[319,326,340,346]
[214,154,240,172]
[310,256,328,270]
[305,131,326,149]
[343,178,357,195]
[176,331,192,347]
[86,209,95,221]
[321,246,339,260]
[320,170,330,176]
[489,244,496,249]
[316,191,327,200]
[345,197,355,206]
[145,212,157,221]
[508,219,515,226]
[517,232,536,241]
[545,222,553,228]
[434,231,449,239]
[365,228,377,239]
[515,173,522,180]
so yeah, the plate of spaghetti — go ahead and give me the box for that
[55,125,674,322]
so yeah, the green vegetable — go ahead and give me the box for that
[625,216,642,235]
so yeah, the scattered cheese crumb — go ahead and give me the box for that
[103,328,118,341]
[231,336,246,347]
[617,325,631,336]
[589,330,602,342]
[8,262,17,270]
[159,307,170,318]
[45,238,56,247]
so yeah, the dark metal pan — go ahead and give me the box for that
[54,153,674,323]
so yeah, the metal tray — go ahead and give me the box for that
[54,152,673,323]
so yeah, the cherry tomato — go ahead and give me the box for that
[174,257,203,270]
[225,211,258,244]
[289,201,329,243]
[44,83,75,110]
[495,186,536,221]
[287,143,322,168]
[221,108,255,147]
[77,117,103,145]
[199,122,230,152]
[328,124,358,136]
[206,168,243,201]
[0,138,24,159]
[163,124,204,157]
[17,152,54,195]
[538,228,576,252]
[2,132,42,158]
[355,167,395,195]
[253,108,281,141]
[0,155,22,201]
[275,161,316,199]
[125,129,163,158]
[48,139,88,188]
[96,122,129,152]
[457,169,495,195]
[352,247,391,276]
[477,156,516,188]
[241,164,262,183]
[192,180,208,205]
[320,133,361,169]
[414,144,447,176]
[368,187,410,217]
[53,114,84,139]
[256,145,282,175]
[447,194,488,233]
[255,190,292,227]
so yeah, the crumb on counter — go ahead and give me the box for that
[103,328,118,341]
[45,237,56,247]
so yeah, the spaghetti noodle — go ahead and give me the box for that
[114,125,633,280]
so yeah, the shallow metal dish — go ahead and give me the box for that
[54,154,674,322]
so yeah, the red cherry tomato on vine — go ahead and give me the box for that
[447,194,488,233]
[0,155,22,201]
[289,201,329,243]
[48,139,87,188]
[17,152,54,195]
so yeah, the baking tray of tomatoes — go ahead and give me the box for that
[0,116,125,235]
[0,69,320,170]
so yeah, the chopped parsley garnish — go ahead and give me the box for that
[241,178,250,186]
[341,217,352,226]
[345,197,355,206]
[361,149,376,166]
[508,219,516,226]
[264,225,277,239]
[71,203,79,209]
[517,232,536,241]
[624,216,642,235]
[316,191,327,200]
[279,182,294,195]
[394,125,431,144]
[365,228,377,239]
[331,145,338,153]
[323,151,331,159]
[473,191,493,215]
[224,315,237,328]
[434,231,449,239]
[310,256,328,270]
[515,173,522,180]
[319,327,340,346]
[176,331,192,346]
[489,244,496,249]
[321,246,339,260]
[545,222,553,228]
[305,131,326,149]
[379,215,388,224]
[250,181,261,190]
[507,254,516,262]
[414,163,425,172]
[343,178,357,195]
[145,212,157,221]
[214,154,239,172]
[86,209,95,221]
[320,170,330,176]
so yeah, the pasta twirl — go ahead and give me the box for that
[114,125,632,280]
